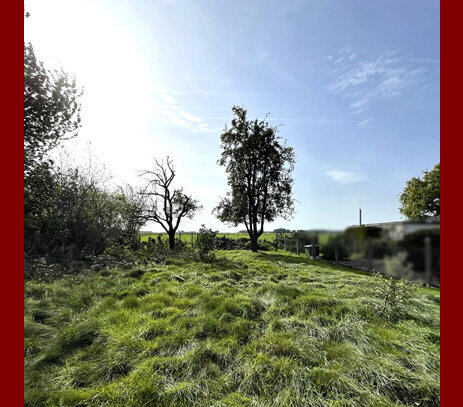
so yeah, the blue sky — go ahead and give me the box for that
[24,0,440,232]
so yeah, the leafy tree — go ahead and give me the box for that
[24,17,145,267]
[399,163,440,219]
[139,157,201,250]
[24,42,82,172]
[214,106,295,252]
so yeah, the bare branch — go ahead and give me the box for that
[138,156,200,249]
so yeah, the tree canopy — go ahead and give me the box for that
[399,163,440,219]
[24,42,82,172]
[214,106,295,252]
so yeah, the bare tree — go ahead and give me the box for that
[139,157,201,249]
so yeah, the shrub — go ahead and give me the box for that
[25,165,145,267]
[215,236,247,250]
[24,256,65,281]
[138,237,169,262]
[214,236,274,251]
[373,272,415,321]
[196,225,217,260]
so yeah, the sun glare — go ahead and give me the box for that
[25,0,157,179]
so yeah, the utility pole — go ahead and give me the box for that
[359,208,362,226]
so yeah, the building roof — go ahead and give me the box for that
[349,217,440,228]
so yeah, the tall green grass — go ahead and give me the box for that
[24,250,439,406]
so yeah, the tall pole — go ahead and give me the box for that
[359,208,362,226]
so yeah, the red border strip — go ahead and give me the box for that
[3,2,445,406]
[441,1,452,405]
[1,2,25,405]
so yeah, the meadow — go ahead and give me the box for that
[24,250,439,406]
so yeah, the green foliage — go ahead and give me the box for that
[24,39,145,270]
[214,106,296,252]
[24,42,82,173]
[399,163,440,219]
[24,165,145,267]
[140,232,283,243]
[214,236,276,251]
[373,272,415,321]
[197,225,218,260]
[24,250,439,406]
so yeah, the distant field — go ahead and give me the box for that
[140,232,332,246]
[139,232,287,242]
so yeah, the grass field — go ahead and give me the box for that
[24,250,439,406]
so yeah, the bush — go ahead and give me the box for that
[215,236,249,250]
[373,273,415,321]
[24,165,145,266]
[257,239,276,251]
[214,236,274,251]
[24,256,65,281]
[196,225,217,260]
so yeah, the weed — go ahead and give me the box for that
[373,273,415,321]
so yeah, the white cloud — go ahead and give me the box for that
[349,97,370,114]
[179,110,202,123]
[154,106,223,133]
[357,118,372,126]
[192,126,222,133]
[159,110,193,128]
[324,170,368,184]
[327,50,434,114]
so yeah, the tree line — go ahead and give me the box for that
[24,37,296,266]
[24,12,438,266]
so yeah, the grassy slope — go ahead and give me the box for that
[24,250,440,407]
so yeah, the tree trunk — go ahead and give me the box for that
[250,234,259,252]
[168,231,176,250]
